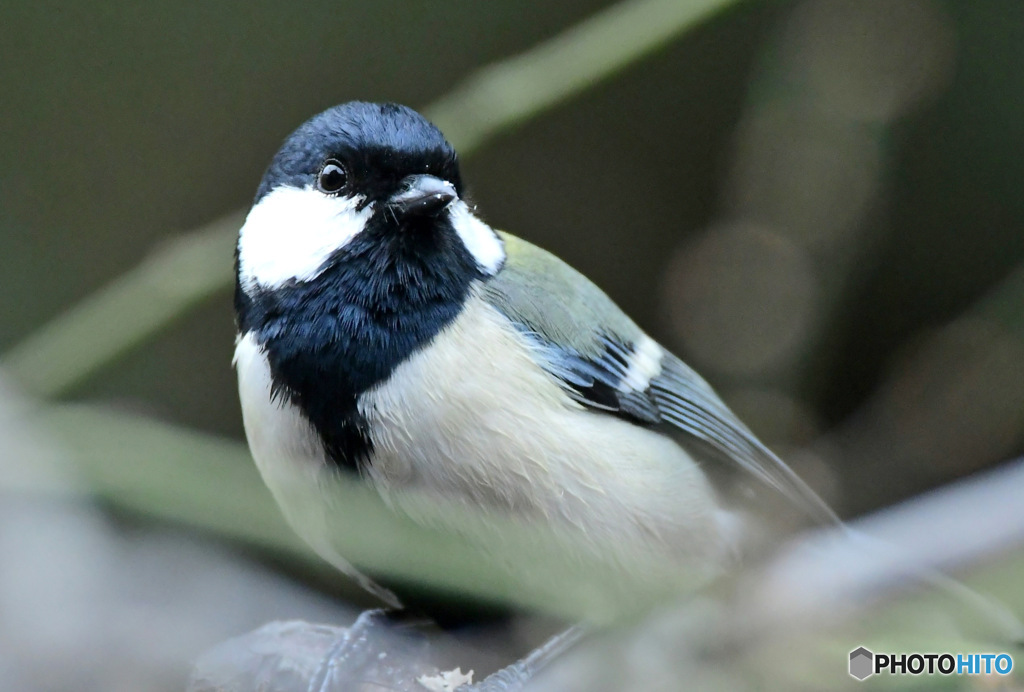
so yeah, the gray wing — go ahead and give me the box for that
[482,232,838,525]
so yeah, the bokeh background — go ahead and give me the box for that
[2,1,1023,690]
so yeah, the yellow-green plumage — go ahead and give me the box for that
[482,231,642,359]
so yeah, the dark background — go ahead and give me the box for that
[3,0,1023,518]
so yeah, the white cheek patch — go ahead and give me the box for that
[237,185,372,292]
[448,201,506,276]
[620,335,664,392]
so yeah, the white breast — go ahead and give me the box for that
[235,298,736,619]
[359,296,734,587]
[233,332,400,606]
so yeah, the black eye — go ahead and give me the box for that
[317,160,348,194]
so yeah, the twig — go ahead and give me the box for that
[425,0,734,152]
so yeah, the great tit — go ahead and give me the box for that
[233,101,834,623]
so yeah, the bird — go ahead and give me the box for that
[232,101,835,625]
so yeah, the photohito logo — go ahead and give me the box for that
[849,647,1013,681]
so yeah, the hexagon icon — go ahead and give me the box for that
[849,647,874,680]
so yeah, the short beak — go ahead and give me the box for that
[386,175,457,218]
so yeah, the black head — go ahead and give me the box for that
[253,102,463,206]
[236,101,504,299]
[234,102,506,471]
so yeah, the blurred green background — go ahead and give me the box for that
[4,0,1022,515]
[2,1,1024,689]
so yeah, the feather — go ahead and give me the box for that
[482,232,838,526]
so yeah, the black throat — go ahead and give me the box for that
[236,214,484,472]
